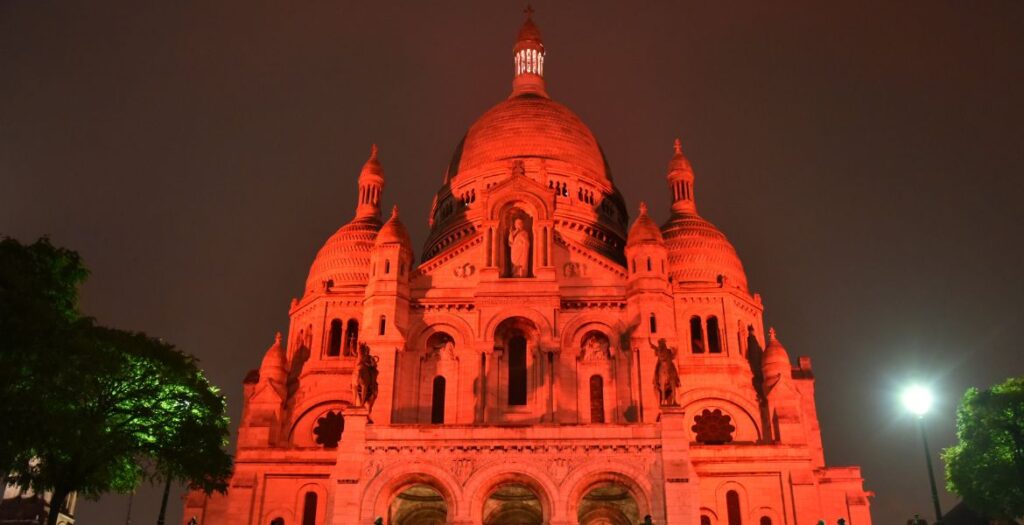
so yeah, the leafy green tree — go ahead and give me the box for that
[943,376,1024,520]
[0,237,232,525]
[0,237,88,474]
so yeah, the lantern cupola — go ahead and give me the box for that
[512,6,547,97]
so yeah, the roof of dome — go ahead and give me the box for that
[762,327,792,372]
[375,206,412,248]
[661,212,748,289]
[259,332,287,377]
[627,202,664,247]
[517,16,543,45]
[305,215,382,292]
[448,94,609,182]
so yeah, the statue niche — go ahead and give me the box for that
[502,207,533,278]
[579,331,611,361]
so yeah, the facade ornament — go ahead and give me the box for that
[508,218,531,277]
[353,343,380,419]
[453,262,476,278]
[427,334,457,361]
[580,332,611,361]
[449,457,475,484]
[651,338,681,406]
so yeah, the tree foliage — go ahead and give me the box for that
[943,376,1024,520]
[0,237,232,525]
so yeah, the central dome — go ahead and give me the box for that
[447,94,610,183]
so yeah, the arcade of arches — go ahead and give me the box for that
[183,9,873,525]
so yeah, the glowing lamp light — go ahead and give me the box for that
[901,385,934,417]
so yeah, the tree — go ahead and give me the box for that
[0,237,232,525]
[943,376,1024,520]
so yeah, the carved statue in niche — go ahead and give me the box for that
[353,343,380,420]
[427,333,456,361]
[579,331,611,361]
[508,217,531,277]
[651,338,681,406]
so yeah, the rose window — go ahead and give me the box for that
[313,410,344,448]
[691,408,735,444]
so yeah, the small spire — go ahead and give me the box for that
[390,204,399,219]
[369,143,379,161]
[639,201,648,215]
[667,137,696,215]
[512,6,547,97]
[274,331,282,345]
[768,327,777,341]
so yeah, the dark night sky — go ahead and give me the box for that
[2,1,1023,523]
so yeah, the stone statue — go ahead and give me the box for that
[430,335,456,360]
[651,338,681,406]
[353,343,379,419]
[508,217,530,277]
[581,332,610,360]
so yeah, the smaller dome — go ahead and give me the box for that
[517,16,543,46]
[375,206,412,248]
[627,202,664,248]
[761,328,792,374]
[668,138,693,175]
[661,212,748,289]
[259,332,287,380]
[305,215,382,292]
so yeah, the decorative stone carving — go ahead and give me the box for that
[449,457,475,484]
[353,343,379,418]
[579,331,611,361]
[453,262,476,278]
[651,339,681,407]
[312,410,344,448]
[692,408,735,444]
[508,218,531,277]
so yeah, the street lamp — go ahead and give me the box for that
[901,385,943,524]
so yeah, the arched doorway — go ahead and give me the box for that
[577,483,641,525]
[388,484,447,525]
[483,483,543,525]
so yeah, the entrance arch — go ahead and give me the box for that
[388,484,447,525]
[483,483,543,525]
[576,483,641,525]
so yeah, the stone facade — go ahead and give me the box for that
[184,11,873,525]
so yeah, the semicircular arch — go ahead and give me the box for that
[464,460,559,523]
[562,462,654,522]
[361,460,463,523]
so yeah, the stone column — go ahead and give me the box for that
[659,406,700,524]
[325,407,369,525]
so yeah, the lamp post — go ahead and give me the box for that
[901,385,943,524]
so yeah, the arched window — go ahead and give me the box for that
[726,490,742,525]
[378,316,386,336]
[302,492,317,525]
[646,257,652,271]
[649,313,657,334]
[760,517,772,525]
[431,376,446,424]
[271,519,284,525]
[327,319,342,357]
[707,316,721,354]
[344,319,359,355]
[508,335,527,406]
[701,517,712,525]
[631,259,636,273]
[384,259,391,274]
[589,375,605,423]
[690,316,705,353]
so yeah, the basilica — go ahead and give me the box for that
[184,11,873,525]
